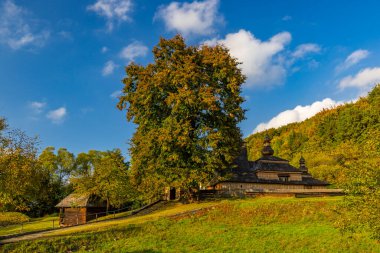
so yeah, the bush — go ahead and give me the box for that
[0,212,30,226]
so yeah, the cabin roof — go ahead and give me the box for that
[56,193,90,208]
[55,193,107,208]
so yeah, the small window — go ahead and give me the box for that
[240,185,243,188]
[278,175,289,182]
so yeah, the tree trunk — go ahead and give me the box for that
[106,197,110,214]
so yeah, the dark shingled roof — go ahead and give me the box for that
[254,158,300,173]
[222,167,329,185]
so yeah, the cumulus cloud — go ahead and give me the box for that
[292,43,321,59]
[253,98,342,133]
[339,67,380,90]
[87,0,133,31]
[155,0,222,36]
[47,107,67,124]
[336,49,369,72]
[29,101,46,114]
[204,29,291,87]
[102,60,118,76]
[0,0,49,49]
[119,41,148,62]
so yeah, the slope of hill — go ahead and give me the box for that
[246,85,380,186]
[1,197,379,253]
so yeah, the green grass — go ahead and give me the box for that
[0,212,30,227]
[2,197,380,253]
[0,215,58,236]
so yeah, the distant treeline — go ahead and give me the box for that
[246,85,380,238]
[246,85,380,187]
[0,120,136,217]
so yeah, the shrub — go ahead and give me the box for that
[0,212,30,226]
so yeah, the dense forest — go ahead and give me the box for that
[246,85,380,238]
[246,85,380,187]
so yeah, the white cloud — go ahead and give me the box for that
[339,67,380,90]
[204,29,291,87]
[292,43,321,59]
[336,49,369,72]
[102,60,118,76]
[46,107,67,124]
[0,0,49,49]
[29,101,46,114]
[119,41,148,62]
[155,0,222,36]
[110,90,122,99]
[253,98,342,133]
[87,0,133,31]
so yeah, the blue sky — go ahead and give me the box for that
[1,0,380,156]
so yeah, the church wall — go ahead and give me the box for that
[256,172,303,181]
[215,182,325,190]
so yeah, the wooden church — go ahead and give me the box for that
[209,135,342,197]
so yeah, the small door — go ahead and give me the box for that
[169,187,176,200]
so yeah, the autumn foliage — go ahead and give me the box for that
[118,35,246,199]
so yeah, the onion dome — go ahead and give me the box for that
[261,134,274,156]
[299,156,305,166]
[299,156,308,173]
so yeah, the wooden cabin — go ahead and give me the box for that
[209,135,343,197]
[56,193,107,226]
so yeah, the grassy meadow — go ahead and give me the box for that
[0,215,58,237]
[1,197,379,253]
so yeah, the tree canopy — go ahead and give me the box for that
[0,124,40,212]
[118,35,246,199]
[71,149,135,211]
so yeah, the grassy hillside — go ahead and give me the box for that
[246,85,380,187]
[2,197,379,252]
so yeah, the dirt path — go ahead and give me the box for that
[0,202,217,245]
[0,201,165,245]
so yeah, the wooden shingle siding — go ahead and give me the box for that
[217,182,325,190]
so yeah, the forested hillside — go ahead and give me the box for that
[246,85,380,187]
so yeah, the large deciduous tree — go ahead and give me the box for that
[0,126,40,212]
[117,35,246,200]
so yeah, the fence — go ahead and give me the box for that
[0,217,59,238]
[59,195,163,226]
[0,195,163,238]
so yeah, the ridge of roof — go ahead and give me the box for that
[55,193,90,208]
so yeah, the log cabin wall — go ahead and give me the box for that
[216,182,326,190]
[60,207,87,226]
